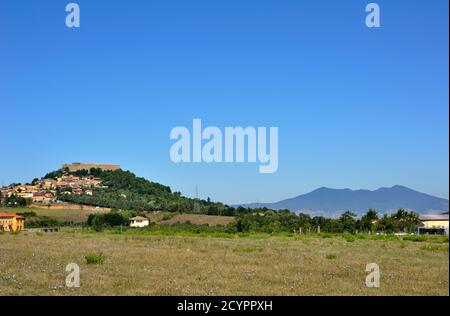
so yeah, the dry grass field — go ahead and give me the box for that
[30,204,111,212]
[0,206,110,223]
[159,213,235,226]
[0,231,448,296]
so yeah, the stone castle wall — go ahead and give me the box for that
[62,163,121,172]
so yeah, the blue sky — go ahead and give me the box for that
[1,0,448,204]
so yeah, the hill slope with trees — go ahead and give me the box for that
[52,168,246,216]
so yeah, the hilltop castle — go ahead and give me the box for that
[62,162,121,172]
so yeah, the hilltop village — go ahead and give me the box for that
[0,163,120,206]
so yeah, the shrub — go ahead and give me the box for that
[370,234,400,241]
[162,212,177,221]
[93,225,104,232]
[17,211,37,217]
[402,235,426,242]
[87,212,128,228]
[104,212,128,226]
[344,235,356,242]
[226,217,251,233]
[420,245,448,253]
[26,217,60,228]
[326,253,337,260]
[233,246,262,253]
[85,253,105,264]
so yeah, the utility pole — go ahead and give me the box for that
[194,184,199,213]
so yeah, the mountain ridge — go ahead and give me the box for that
[236,185,449,216]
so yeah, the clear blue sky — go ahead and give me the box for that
[1,0,448,204]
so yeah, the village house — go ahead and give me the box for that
[55,181,68,189]
[32,192,55,204]
[0,213,25,232]
[72,188,83,195]
[16,191,33,199]
[42,180,54,189]
[129,216,149,228]
[24,185,39,193]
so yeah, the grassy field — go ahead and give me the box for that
[0,206,110,223]
[0,231,448,296]
[1,207,234,226]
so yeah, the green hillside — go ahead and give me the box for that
[52,168,243,216]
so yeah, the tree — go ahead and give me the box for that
[404,211,420,233]
[104,212,128,226]
[376,214,396,233]
[392,208,419,233]
[339,211,357,233]
[227,217,251,233]
[207,205,219,215]
[4,194,31,207]
[360,209,379,232]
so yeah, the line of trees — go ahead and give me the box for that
[228,208,421,234]
[0,193,32,207]
[82,207,421,235]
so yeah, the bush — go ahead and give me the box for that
[343,234,356,242]
[92,224,104,232]
[319,233,335,238]
[26,217,60,228]
[326,253,337,260]
[402,235,426,242]
[17,211,37,217]
[87,211,128,228]
[85,253,105,264]
[226,217,251,233]
[162,212,176,221]
[420,245,448,253]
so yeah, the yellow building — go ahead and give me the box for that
[419,214,449,229]
[0,213,25,232]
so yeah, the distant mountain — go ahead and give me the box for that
[237,185,449,216]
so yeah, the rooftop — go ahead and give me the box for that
[129,216,148,221]
[419,214,449,221]
[0,213,25,219]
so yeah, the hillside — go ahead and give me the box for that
[47,168,243,216]
[238,185,449,216]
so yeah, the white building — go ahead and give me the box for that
[129,216,149,228]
